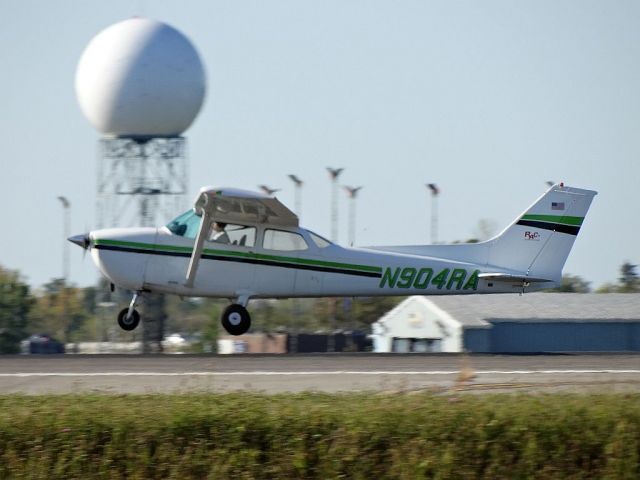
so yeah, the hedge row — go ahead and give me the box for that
[0,393,638,479]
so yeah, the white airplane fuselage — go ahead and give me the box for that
[90,224,530,300]
[73,184,596,335]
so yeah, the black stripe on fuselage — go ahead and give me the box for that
[516,219,580,236]
[94,244,382,278]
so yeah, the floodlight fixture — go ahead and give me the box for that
[258,185,280,196]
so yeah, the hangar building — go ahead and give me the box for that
[372,293,640,353]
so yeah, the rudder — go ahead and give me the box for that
[486,184,597,282]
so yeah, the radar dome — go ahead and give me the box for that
[75,17,206,138]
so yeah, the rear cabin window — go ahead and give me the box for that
[263,229,308,251]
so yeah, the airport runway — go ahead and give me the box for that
[1,354,639,394]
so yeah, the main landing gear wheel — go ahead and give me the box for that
[221,304,251,336]
[117,308,140,331]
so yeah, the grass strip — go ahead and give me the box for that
[0,392,638,479]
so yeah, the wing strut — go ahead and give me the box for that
[185,193,213,288]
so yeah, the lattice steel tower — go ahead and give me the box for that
[97,137,188,228]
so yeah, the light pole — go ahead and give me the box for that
[287,174,303,218]
[287,174,304,346]
[326,167,344,351]
[426,184,439,244]
[326,167,344,243]
[343,186,363,246]
[57,196,70,280]
[258,185,280,196]
[343,185,362,333]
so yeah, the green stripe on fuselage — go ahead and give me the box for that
[93,239,382,274]
[95,238,159,250]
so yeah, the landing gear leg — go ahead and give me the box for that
[117,292,141,331]
[221,303,251,336]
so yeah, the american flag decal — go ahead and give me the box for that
[551,202,565,210]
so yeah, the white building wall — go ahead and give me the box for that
[371,297,463,353]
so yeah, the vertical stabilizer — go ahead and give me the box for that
[486,184,597,282]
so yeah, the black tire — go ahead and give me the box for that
[221,304,251,336]
[117,308,140,331]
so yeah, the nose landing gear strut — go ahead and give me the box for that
[117,291,141,331]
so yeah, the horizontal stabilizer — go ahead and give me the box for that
[478,273,553,284]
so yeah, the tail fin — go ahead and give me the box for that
[370,184,596,284]
[486,184,597,282]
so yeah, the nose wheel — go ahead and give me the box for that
[221,304,251,336]
[117,291,142,331]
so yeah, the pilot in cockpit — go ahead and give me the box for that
[210,221,230,244]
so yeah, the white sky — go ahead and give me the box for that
[0,1,638,289]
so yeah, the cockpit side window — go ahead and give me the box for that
[263,229,308,251]
[208,224,256,247]
[167,211,256,248]
[166,210,201,239]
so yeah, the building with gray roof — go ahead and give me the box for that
[372,293,640,353]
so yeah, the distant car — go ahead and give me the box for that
[26,334,65,354]
[164,333,187,346]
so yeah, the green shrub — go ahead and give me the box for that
[0,393,638,479]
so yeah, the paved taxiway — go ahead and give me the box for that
[1,354,639,394]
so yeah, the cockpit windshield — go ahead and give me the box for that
[166,209,202,238]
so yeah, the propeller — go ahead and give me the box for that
[68,233,91,260]
[68,233,90,250]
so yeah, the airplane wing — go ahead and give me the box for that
[194,187,298,227]
[185,187,298,287]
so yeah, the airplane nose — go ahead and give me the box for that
[68,233,90,250]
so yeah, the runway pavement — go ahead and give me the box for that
[1,354,639,394]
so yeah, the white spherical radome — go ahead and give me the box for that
[75,17,206,138]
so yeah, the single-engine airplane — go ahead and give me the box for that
[69,183,596,336]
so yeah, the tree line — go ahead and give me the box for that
[0,265,401,353]
[547,262,639,293]
[0,262,637,353]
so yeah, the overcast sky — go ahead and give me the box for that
[0,1,638,289]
